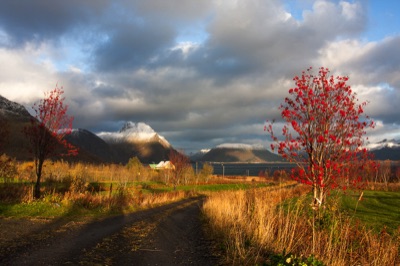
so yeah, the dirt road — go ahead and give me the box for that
[0,196,220,265]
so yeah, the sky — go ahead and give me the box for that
[0,0,399,154]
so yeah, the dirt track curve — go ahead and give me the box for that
[0,196,220,265]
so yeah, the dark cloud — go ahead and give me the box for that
[93,21,176,72]
[0,0,109,45]
[1,0,399,153]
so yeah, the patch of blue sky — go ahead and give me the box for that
[175,23,209,45]
[50,36,94,73]
[0,28,11,47]
[282,0,314,21]
[283,0,400,42]
[378,82,394,92]
[363,0,400,41]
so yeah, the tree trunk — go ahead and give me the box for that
[312,183,323,208]
[34,158,44,199]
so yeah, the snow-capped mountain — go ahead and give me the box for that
[0,95,31,119]
[97,122,173,163]
[367,139,400,150]
[368,139,400,161]
[189,148,211,161]
[98,122,170,147]
[216,143,264,150]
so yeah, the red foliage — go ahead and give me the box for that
[266,67,375,205]
[24,86,78,198]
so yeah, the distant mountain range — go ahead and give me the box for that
[367,139,400,161]
[192,143,284,162]
[61,122,174,164]
[1,94,400,163]
[0,95,173,163]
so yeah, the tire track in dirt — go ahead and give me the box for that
[1,196,220,265]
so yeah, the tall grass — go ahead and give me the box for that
[202,184,399,265]
[0,182,196,218]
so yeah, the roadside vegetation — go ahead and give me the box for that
[0,155,399,265]
[0,156,262,219]
[202,182,400,265]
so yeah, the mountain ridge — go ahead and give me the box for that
[195,145,284,163]
[2,94,400,163]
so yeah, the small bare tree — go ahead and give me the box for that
[168,150,190,190]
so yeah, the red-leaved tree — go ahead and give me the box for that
[24,87,78,199]
[266,67,375,206]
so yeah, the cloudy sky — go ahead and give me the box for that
[0,0,399,154]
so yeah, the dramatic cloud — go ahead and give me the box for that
[0,0,399,153]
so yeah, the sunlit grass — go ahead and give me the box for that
[202,185,400,265]
[340,190,400,233]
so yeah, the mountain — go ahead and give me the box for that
[98,122,171,146]
[0,95,103,163]
[189,149,211,161]
[368,139,400,150]
[0,94,175,164]
[369,139,400,161]
[0,95,31,119]
[98,122,173,164]
[196,143,284,163]
[0,95,32,160]
[64,129,117,163]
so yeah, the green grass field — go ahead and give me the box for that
[340,190,400,233]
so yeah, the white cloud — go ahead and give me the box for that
[0,0,399,153]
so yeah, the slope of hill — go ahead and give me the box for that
[64,129,117,163]
[197,143,283,163]
[0,95,31,119]
[368,139,400,161]
[98,122,173,164]
[0,95,32,160]
[0,94,177,164]
[0,95,106,163]
[189,149,210,161]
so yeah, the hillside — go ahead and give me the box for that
[2,93,400,164]
[197,144,284,163]
[0,95,33,160]
[97,122,174,164]
[0,95,174,164]
[64,129,117,163]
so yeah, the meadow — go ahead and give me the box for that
[0,158,269,218]
[0,157,399,265]
[202,184,400,265]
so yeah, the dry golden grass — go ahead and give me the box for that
[202,184,399,265]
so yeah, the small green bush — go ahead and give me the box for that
[268,251,324,266]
